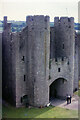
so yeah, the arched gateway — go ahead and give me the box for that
[49,78,67,100]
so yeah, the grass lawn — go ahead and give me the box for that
[2,104,78,118]
[74,89,80,97]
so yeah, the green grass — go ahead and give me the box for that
[74,89,80,97]
[2,104,78,118]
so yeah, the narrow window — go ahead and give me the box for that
[69,26,71,28]
[24,75,26,81]
[55,58,57,62]
[67,61,69,65]
[62,57,64,61]
[19,34,22,39]
[58,68,60,72]
[22,56,24,61]
[63,44,64,49]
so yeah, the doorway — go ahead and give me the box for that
[49,78,67,100]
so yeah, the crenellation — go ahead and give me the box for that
[52,57,69,65]
[3,16,7,30]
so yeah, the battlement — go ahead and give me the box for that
[54,17,74,29]
[3,16,11,31]
[4,16,7,23]
[54,17,74,23]
[26,15,49,22]
[52,57,69,65]
[26,15,50,30]
[3,16,7,30]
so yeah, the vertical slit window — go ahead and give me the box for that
[22,56,24,61]
[63,44,64,49]
[62,57,64,61]
[55,58,57,62]
[24,75,26,81]
[58,68,60,72]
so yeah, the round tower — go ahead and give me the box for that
[49,17,75,98]
[26,15,50,107]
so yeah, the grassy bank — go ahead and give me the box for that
[74,89,80,97]
[2,104,78,118]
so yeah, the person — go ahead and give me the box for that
[66,94,70,104]
[70,95,71,103]
[66,94,68,104]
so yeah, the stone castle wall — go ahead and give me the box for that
[2,16,79,107]
[74,32,79,91]
[2,17,16,105]
[26,16,50,107]
[49,17,75,99]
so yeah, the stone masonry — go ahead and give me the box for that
[2,15,79,107]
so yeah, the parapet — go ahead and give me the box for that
[3,16,7,30]
[26,15,50,30]
[54,17,74,25]
[3,16,11,31]
[26,15,49,22]
[52,57,69,65]
[4,16,7,23]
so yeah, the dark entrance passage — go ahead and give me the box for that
[50,86,57,100]
[49,78,67,100]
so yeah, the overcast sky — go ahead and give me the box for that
[0,0,79,22]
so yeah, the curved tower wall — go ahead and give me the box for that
[49,17,75,97]
[26,15,50,107]
[74,32,79,91]
[54,17,75,59]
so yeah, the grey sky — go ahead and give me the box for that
[0,0,79,22]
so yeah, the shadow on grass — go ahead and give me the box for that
[2,102,54,118]
[2,99,78,119]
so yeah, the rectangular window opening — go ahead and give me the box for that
[24,75,26,81]
[69,26,71,28]
[58,68,60,72]
[55,58,57,62]
[62,57,64,61]
[22,56,25,61]
[67,61,69,65]
[63,44,64,49]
